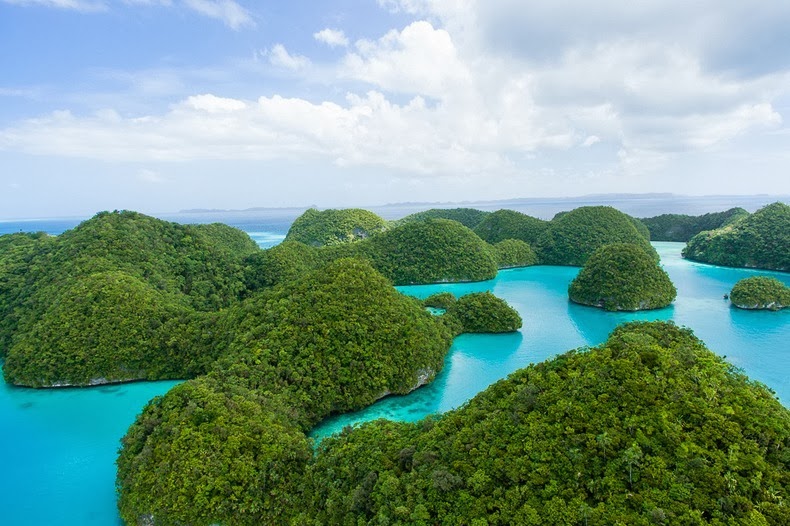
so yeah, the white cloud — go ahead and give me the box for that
[2,1,790,197]
[268,44,311,71]
[582,135,600,147]
[181,0,254,30]
[185,93,246,112]
[342,21,470,99]
[5,0,255,29]
[1,0,106,11]
[0,91,509,175]
[314,28,349,48]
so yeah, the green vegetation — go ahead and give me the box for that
[569,243,676,311]
[246,219,498,287]
[0,232,55,357]
[423,292,456,310]
[285,208,387,246]
[242,240,320,292]
[1,211,259,386]
[394,208,490,229]
[642,208,749,242]
[220,258,454,425]
[117,376,312,526]
[363,219,498,285]
[302,322,790,525]
[119,258,532,525]
[683,202,790,271]
[490,239,539,268]
[730,276,790,310]
[472,209,548,245]
[536,206,657,266]
[629,216,652,241]
[446,292,522,333]
[4,271,207,387]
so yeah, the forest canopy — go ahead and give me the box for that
[729,276,790,310]
[1,211,258,385]
[284,208,388,247]
[683,202,790,271]
[117,259,527,526]
[568,243,677,311]
[536,206,657,266]
[472,209,548,245]
[641,208,749,242]
[393,208,490,229]
[300,321,790,525]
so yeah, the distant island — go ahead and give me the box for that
[177,193,789,219]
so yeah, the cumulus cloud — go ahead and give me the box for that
[341,21,470,99]
[268,44,311,71]
[314,28,349,48]
[0,91,511,175]
[2,0,789,194]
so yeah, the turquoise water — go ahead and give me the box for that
[0,242,788,524]
[0,379,180,525]
[311,242,790,438]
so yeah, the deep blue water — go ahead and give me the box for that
[0,209,788,525]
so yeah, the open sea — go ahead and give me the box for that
[0,196,788,525]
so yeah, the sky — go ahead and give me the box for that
[1,0,790,219]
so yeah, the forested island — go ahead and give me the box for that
[730,276,790,310]
[568,243,676,311]
[117,321,790,525]
[682,202,790,271]
[640,208,749,242]
[1,203,788,525]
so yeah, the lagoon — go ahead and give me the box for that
[0,237,788,524]
[311,242,790,438]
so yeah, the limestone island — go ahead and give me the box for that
[730,276,790,310]
[118,322,790,525]
[535,206,656,266]
[423,291,522,334]
[3,206,789,526]
[683,202,790,271]
[569,243,677,311]
[640,207,748,242]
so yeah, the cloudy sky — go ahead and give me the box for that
[1,0,789,218]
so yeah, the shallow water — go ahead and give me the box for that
[0,379,180,525]
[0,242,787,525]
[311,242,790,438]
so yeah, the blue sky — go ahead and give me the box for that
[1,0,789,219]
